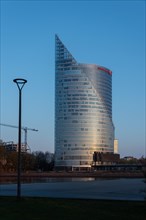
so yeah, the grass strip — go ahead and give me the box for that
[0,196,145,220]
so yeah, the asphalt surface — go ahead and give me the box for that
[0,178,145,201]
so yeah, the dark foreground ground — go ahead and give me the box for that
[0,197,145,220]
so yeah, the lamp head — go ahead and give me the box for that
[13,78,27,90]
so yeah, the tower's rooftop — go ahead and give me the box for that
[55,35,112,75]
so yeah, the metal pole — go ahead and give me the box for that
[13,78,27,199]
[17,88,21,198]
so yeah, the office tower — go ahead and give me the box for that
[114,139,118,154]
[55,35,115,170]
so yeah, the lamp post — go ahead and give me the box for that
[13,78,27,198]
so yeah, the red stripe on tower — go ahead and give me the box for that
[98,67,112,75]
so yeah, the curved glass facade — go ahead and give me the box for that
[55,35,115,169]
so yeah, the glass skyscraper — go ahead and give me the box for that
[55,35,115,170]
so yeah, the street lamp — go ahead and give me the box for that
[13,78,27,198]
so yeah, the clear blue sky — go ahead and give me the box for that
[0,0,145,158]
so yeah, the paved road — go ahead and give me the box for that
[0,178,145,201]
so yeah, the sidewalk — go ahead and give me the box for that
[0,178,145,201]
